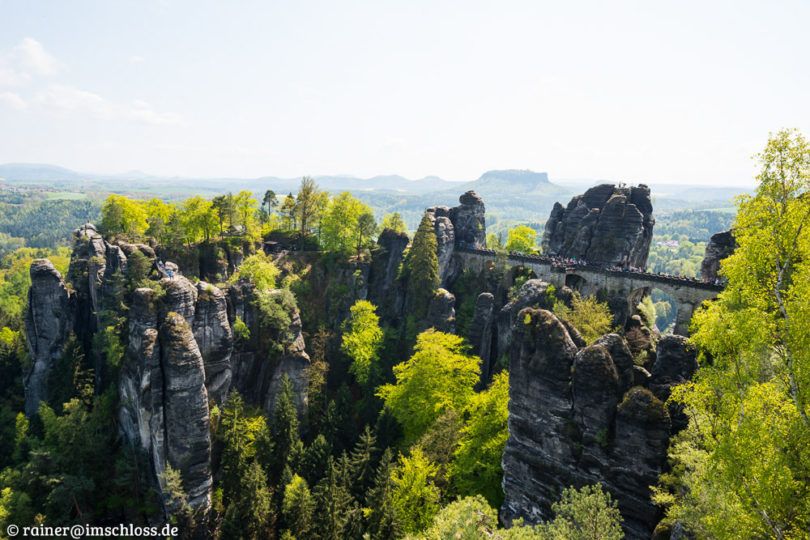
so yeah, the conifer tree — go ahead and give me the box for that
[364,448,400,540]
[406,212,439,318]
[270,375,300,473]
[281,474,315,539]
[312,456,354,540]
[301,434,331,486]
[348,426,377,500]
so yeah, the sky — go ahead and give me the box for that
[0,0,808,186]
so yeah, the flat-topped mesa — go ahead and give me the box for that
[542,184,655,268]
[426,190,487,284]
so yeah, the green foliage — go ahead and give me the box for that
[646,234,705,277]
[654,209,735,241]
[416,495,544,539]
[341,300,383,386]
[101,194,148,238]
[221,460,272,540]
[405,213,440,318]
[450,371,509,508]
[320,191,376,254]
[552,292,613,345]
[656,129,810,537]
[377,330,480,443]
[233,252,280,290]
[390,447,440,534]
[233,316,251,341]
[282,474,314,538]
[270,375,301,473]
[381,212,407,233]
[546,484,624,540]
[505,224,537,253]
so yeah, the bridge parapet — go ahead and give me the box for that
[453,246,724,335]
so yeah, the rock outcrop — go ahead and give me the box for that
[23,259,72,416]
[226,284,311,416]
[426,190,487,284]
[368,228,409,322]
[26,223,310,525]
[700,230,736,281]
[193,282,234,405]
[468,292,495,384]
[425,288,456,333]
[542,184,654,268]
[501,307,684,538]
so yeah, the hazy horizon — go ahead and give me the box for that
[2,1,809,187]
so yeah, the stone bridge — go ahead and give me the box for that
[454,247,723,335]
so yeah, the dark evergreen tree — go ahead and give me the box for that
[312,456,354,540]
[364,448,400,540]
[221,461,273,540]
[301,434,331,486]
[348,426,377,500]
[270,375,300,474]
[405,212,439,318]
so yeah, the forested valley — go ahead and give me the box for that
[1,130,809,539]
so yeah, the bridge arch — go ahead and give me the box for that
[565,273,586,292]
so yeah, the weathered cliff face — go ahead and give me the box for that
[426,190,487,285]
[542,184,655,268]
[226,284,310,416]
[193,282,233,405]
[23,259,72,416]
[501,305,687,538]
[117,277,215,518]
[468,292,495,385]
[700,230,736,281]
[425,288,456,333]
[26,223,310,524]
[367,228,409,322]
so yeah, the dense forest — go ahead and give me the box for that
[1,130,808,539]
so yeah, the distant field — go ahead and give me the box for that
[46,191,88,200]
[702,207,736,214]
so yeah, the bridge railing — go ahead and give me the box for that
[454,245,724,292]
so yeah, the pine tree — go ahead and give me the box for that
[301,434,331,486]
[221,461,273,540]
[348,426,377,500]
[281,474,315,539]
[312,456,354,540]
[364,448,400,540]
[270,375,300,474]
[406,212,439,318]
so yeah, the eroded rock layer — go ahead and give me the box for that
[501,305,696,538]
[700,230,736,281]
[542,184,654,268]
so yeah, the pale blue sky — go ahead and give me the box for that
[0,0,808,186]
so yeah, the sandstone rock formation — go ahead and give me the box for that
[501,306,684,538]
[23,259,72,416]
[367,228,409,322]
[226,283,311,416]
[426,190,487,284]
[542,184,654,268]
[425,288,456,333]
[26,223,311,524]
[467,292,495,384]
[700,230,736,281]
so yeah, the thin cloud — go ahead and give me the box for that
[33,84,112,119]
[13,37,62,76]
[0,91,26,110]
[129,99,182,125]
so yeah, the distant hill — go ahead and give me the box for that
[0,162,751,228]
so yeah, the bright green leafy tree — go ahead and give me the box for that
[340,300,383,387]
[377,329,479,442]
[389,447,439,535]
[450,371,510,508]
[505,224,536,253]
[655,129,810,538]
